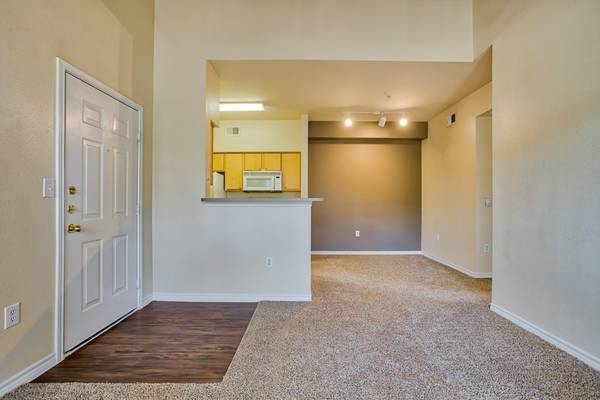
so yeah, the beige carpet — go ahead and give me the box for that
[5,255,600,399]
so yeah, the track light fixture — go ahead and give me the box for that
[342,111,409,128]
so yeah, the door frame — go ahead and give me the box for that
[53,58,144,363]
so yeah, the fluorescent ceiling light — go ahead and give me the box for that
[219,102,264,112]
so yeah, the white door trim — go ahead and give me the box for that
[54,58,144,364]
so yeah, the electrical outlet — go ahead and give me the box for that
[4,303,20,329]
[265,256,273,268]
[355,230,360,238]
[483,243,490,254]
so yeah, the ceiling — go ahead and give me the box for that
[211,49,491,122]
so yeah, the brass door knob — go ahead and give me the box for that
[67,224,82,233]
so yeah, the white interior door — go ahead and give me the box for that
[64,73,139,352]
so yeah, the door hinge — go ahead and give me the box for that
[136,203,140,216]
[136,277,140,289]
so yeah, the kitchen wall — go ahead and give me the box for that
[421,82,492,276]
[309,135,421,252]
[0,0,154,387]
[214,120,303,152]
[474,0,600,366]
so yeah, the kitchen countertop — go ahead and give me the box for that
[201,197,323,203]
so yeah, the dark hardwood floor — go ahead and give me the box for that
[35,302,257,383]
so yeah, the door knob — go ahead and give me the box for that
[67,224,82,233]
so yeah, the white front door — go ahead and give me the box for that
[63,73,139,352]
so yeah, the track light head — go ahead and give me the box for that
[378,113,387,128]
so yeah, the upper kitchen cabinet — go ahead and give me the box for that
[281,152,301,192]
[262,153,281,171]
[244,153,262,171]
[212,153,225,172]
[224,153,243,191]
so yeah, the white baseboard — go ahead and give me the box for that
[422,253,492,278]
[0,353,56,397]
[312,250,422,255]
[490,303,600,371]
[139,294,153,309]
[153,292,311,302]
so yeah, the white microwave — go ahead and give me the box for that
[243,171,282,192]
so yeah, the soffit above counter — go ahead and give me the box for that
[308,121,427,141]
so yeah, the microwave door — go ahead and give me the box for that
[245,176,275,191]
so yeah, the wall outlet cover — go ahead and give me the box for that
[265,256,273,268]
[4,303,20,329]
[355,230,360,238]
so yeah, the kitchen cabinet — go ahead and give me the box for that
[281,152,301,191]
[212,153,225,172]
[262,153,281,171]
[224,153,243,191]
[244,153,262,170]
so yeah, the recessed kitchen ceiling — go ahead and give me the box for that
[211,49,491,122]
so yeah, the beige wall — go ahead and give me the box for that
[475,115,492,274]
[309,138,421,251]
[0,0,154,385]
[152,0,473,303]
[474,0,600,362]
[158,0,473,62]
[214,120,303,152]
[421,83,492,275]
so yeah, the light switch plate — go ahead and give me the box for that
[484,198,492,208]
[355,230,360,238]
[265,256,273,268]
[4,303,20,329]
[42,177,56,198]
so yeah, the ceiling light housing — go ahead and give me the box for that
[219,102,264,112]
[378,114,387,128]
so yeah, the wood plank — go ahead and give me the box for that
[35,302,256,383]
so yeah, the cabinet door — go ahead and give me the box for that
[262,153,281,171]
[224,153,243,191]
[281,153,301,191]
[244,153,262,171]
[212,153,225,172]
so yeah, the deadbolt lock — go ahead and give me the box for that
[68,186,77,195]
[67,224,82,233]
[67,204,76,214]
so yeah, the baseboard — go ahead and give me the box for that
[311,250,422,255]
[422,253,492,278]
[490,303,600,371]
[0,353,56,397]
[153,292,312,302]
[139,294,153,309]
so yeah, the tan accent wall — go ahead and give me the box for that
[421,82,492,273]
[474,0,600,360]
[0,0,154,384]
[309,136,421,251]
